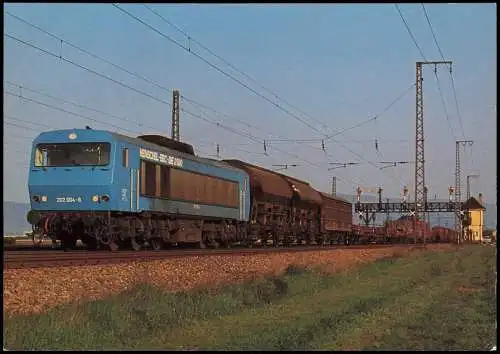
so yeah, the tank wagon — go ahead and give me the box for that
[26,128,454,251]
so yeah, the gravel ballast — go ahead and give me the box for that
[3,244,454,316]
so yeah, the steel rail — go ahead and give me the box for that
[4,244,406,269]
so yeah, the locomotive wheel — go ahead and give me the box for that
[108,241,119,252]
[84,236,99,251]
[150,238,163,251]
[162,241,174,249]
[131,238,142,251]
[61,234,77,251]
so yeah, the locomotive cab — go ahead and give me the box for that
[28,129,116,213]
[26,129,123,249]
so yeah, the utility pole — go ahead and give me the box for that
[331,176,336,196]
[423,185,428,245]
[466,174,479,200]
[455,140,474,243]
[414,60,452,242]
[386,198,390,225]
[171,89,180,141]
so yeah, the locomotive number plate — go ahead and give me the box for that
[56,197,83,203]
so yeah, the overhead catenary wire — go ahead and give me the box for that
[5,86,361,188]
[420,3,466,139]
[4,83,262,149]
[113,4,324,134]
[396,3,460,191]
[3,15,324,158]
[396,3,455,143]
[4,11,177,102]
[5,121,44,132]
[5,104,339,186]
[5,10,305,145]
[142,4,332,133]
[324,83,416,142]
[113,3,405,187]
[5,10,410,187]
[433,68,456,140]
[4,33,176,108]
[2,38,365,188]
[181,101,368,186]
[420,4,445,61]
[5,81,162,132]
[448,67,466,139]
[395,4,428,61]
[4,91,140,135]
[5,13,409,191]
[3,34,269,148]
[4,114,54,129]
[4,132,36,140]
[187,95,408,186]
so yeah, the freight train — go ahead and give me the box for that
[26,128,455,251]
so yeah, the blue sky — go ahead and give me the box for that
[3,3,497,205]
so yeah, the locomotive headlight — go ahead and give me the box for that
[101,195,110,202]
[41,196,47,202]
[32,195,40,203]
[92,195,99,202]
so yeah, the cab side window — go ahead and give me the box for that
[122,148,129,168]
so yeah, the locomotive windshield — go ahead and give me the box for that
[34,142,111,167]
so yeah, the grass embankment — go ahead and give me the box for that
[4,245,496,351]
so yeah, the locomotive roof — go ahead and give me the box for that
[109,131,245,173]
[35,129,245,174]
[137,135,195,155]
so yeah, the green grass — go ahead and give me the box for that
[3,245,497,351]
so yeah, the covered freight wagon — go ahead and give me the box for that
[222,159,293,241]
[318,193,353,244]
[319,193,352,233]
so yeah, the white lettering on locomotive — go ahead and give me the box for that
[55,197,83,203]
[140,148,184,168]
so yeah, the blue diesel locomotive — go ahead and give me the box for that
[27,128,250,250]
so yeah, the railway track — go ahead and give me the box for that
[3,244,410,269]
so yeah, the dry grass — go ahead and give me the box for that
[5,243,491,351]
[3,244,454,316]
